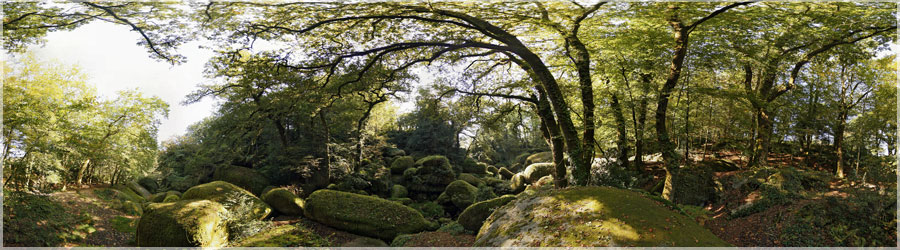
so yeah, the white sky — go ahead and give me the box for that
[22,21,218,144]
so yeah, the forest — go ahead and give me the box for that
[2,1,897,247]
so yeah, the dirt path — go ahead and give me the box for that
[50,187,137,247]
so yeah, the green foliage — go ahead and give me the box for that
[729,184,796,219]
[410,201,446,220]
[110,216,137,234]
[779,189,896,247]
[2,190,95,246]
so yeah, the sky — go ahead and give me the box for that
[21,21,218,144]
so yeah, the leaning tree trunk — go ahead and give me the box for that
[657,24,687,202]
[537,86,568,187]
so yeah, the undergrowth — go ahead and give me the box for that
[3,190,95,246]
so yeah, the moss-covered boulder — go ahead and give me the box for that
[391,185,408,199]
[486,165,499,176]
[509,174,526,193]
[126,180,153,199]
[528,175,555,190]
[113,184,147,203]
[498,167,514,180]
[437,180,479,210]
[391,156,416,174]
[458,173,484,187]
[342,237,389,247]
[182,181,272,220]
[671,165,717,206]
[523,163,555,183]
[163,194,180,203]
[151,191,182,202]
[474,186,730,247]
[766,167,831,191]
[123,200,143,216]
[407,155,457,193]
[136,199,229,247]
[460,158,484,174]
[525,151,552,165]
[212,165,271,196]
[699,159,740,172]
[137,177,159,193]
[458,195,516,232]
[384,147,406,158]
[261,187,304,216]
[232,224,330,247]
[303,189,433,241]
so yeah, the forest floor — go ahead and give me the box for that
[50,186,136,247]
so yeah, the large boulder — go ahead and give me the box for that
[126,180,153,199]
[303,190,433,241]
[137,177,159,193]
[523,163,554,183]
[391,185,408,199]
[525,151,552,165]
[436,180,479,210]
[232,224,329,247]
[699,159,740,172]
[136,200,229,247]
[212,165,271,196]
[498,167,514,180]
[407,155,457,193]
[460,158,485,174]
[261,187,304,216]
[671,165,717,206]
[509,174,526,193]
[458,173,484,187]
[150,191,182,202]
[457,195,516,231]
[475,186,730,247]
[182,181,272,220]
[486,165,499,176]
[391,156,416,174]
[384,147,406,158]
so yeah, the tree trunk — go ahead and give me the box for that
[537,87,568,187]
[75,159,91,186]
[657,11,687,202]
[753,107,773,168]
[611,93,630,171]
[834,111,847,178]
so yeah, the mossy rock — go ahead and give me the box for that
[457,195,516,232]
[126,180,153,199]
[475,186,730,247]
[409,201,446,220]
[437,180,479,210]
[460,158,484,174]
[514,152,532,166]
[123,200,143,216]
[523,163,555,183]
[390,197,414,205]
[437,221,469,235]
[408,155,457,193]
[136,199,229,247]
[113,185,147,203]
[672,165,717,206]
[699,159,740,172]
[391,156,416,174]
[212,165,271,196]
[486,166,499,176]
[384,147,406,157]
[182,181,272,220]
[526,176,555,191]
[303,189,433,241]
[509,174,526,193]
[342,236,389,247]
[458,173,484,187]
[232,224,329,247]
[391,185,408,199]
[163,194,180,203]
[525,151,553,165]
[766,167,831,191]
[261,187,305,216]
[137,177,159,193]
[151,191,182,202]
[498,167,514,180]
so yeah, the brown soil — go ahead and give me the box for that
[50,187,136,247]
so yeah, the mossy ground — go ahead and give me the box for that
[232,224,330,247]
[476,186,730,247]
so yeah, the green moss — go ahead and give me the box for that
[136,199,229,247]
[123,200,143,216]
[458,173,484,187]
[303,189,432,241]
[138,177,159,193]
[126,180,153,199]
[458,195,516,232]
[232,224,329,247]
[475,186,730,247]
[391,184,408,198]
[525,151,552,165]
[163,194,180,203]
[460,158,484,174]
[437,180,479,210]
[110,216,137,234]
[112,185,147,203]
[390,234,416,247]
[438,221,470,235]
[261,187,304,216]
[486,165,499,175]
[509,174,526,193]
[408,155,456,193]
[523,163,554,183]
[410,201,446,219]
[182,181,272,220]
[151,191,182,202]
[391,156,416,174]
[213,165,271,196]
